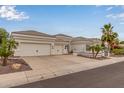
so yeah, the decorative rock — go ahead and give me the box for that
[11,63,22,70]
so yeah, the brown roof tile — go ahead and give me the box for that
[12,30,54,38]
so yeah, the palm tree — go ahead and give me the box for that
[101,23,119,55]
[89,44,103,58]
[89,45,95,58]
[94,44,103,58]
[0,28,18,66]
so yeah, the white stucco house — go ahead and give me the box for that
[11,30,100,56]
[71,37,101,53]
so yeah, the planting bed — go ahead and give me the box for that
[0,57,32,75]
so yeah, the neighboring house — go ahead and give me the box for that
[11,30,101,56]
[71,37,101,53]
[71,37,91,53]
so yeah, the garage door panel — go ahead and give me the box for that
[15,43,50,56]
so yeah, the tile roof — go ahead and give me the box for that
[12,30,100,42]
[12,30,54,38]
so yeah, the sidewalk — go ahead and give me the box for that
[0,55,124,87]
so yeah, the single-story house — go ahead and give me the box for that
[11,30,101,56]
[71,37,101,53]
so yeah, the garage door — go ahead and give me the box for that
[72,44,86,53]
[15,43,51,56]
[54,45,63,55]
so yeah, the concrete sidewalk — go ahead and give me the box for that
[0,55,124,87]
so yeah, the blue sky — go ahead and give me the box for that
[0,5,124,40]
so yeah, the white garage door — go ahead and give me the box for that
[54,45,63,55]
[72,44,86,53]
[15,43,51,56]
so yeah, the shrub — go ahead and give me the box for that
[120,41,124,44]
[112,48,124,55]
[113,45,123,49]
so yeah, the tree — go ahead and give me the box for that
[89,44,103,58]
[89,45,95,58]
[94,44,103,58]
[101,23,119,53]
[0,28,18,66]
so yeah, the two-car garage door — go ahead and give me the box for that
[15,43,51,56]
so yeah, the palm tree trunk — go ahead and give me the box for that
[2,57,8,66]
[108,44,111,57]
[92,50,95,58]
[93,51,95,58]
[95,51,99,58]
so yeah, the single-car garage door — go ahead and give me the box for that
[15,43,51,56]
[54,45,63,55]
[72,44,86,53]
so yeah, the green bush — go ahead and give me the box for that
[120,41,124,44]
[112,48,124,55]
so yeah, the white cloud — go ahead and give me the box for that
[106,14,117,19]
[106,7,113,11]
[0,6,29,21]
[106,12,124,25]
[106,13,124,20]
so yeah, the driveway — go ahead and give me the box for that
[22,55,124,84]
[23,55,99,71]
[22,55,100,83]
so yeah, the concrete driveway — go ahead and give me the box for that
[24,55,98,71]
[23,55,124,83]
[23,55,99,83]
